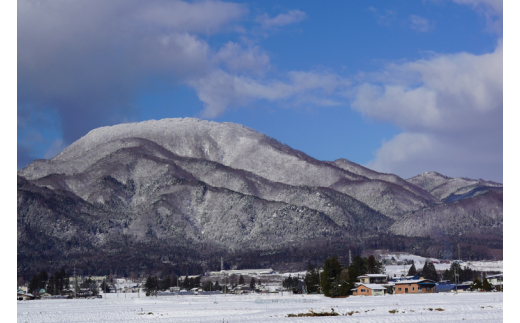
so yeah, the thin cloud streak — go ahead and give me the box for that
[256,10,307,29]
[410,15,433,32]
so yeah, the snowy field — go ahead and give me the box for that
[17,291,502,322]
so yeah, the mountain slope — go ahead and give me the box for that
[390,189,503,238]
[408,171,502,201]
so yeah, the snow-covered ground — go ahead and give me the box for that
[17,291,502,322]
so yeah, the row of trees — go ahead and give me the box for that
[407,260,484,284]
[144,273,263,295]
[27,269,70,295]
[282,275,301,290]
[143,275,200,295]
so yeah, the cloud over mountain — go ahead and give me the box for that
[351,42,502,181]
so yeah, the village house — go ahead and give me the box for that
[487,274,503,291]
[394,279,436,294]
[357,274,388,284]
[351,283,387,296]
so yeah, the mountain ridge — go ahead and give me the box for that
[17,118,502,276]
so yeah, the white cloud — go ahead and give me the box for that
[137,0,248,33]
[410,15,433,32]
[214,42,270,74]
[447,0,502,33]
[190,70,350,118]
[17,0,247,145]
[352,42,503,181]
[452,0,502,15]
[256,10,306,29]
[368,7,397,26]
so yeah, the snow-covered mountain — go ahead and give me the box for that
[407,171,502,201]
[17,118,502,275]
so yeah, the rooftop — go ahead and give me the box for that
[356,283,387,290]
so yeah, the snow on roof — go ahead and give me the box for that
[486,274,503,278]
[357,283,386,290]
[394,279,435,285]
[358,274,387,278]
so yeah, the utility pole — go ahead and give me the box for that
[73,265,76,299]
[318,266,322,295]
[455,262,458,294]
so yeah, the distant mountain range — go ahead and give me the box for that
[17,118,502,277]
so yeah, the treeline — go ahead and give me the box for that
[26,269,70,295]
[18,229,500,279]
[143,275,201,296]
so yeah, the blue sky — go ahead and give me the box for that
[17,0,503,182]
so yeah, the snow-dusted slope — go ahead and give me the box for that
[390,190,502,238]
[407,171,502,201]
[20,118,364,187]
[332,159,435,202]
[20,118,440,218]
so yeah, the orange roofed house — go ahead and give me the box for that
[394,279,436,294]
[351,283,387,296]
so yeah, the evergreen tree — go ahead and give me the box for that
[445,263,461,283]
[214,281,221,291]
[55,268,69,292]
[367,255,379,274]
[238,275,245,285]
[471,278,482,291]
[320,255,343,296]
[194,275,201,288]
[351,255,367,276]
[407,262,417,276]
[28,275,38,294]
[482,278,493,291]
[144,276,154,296]
[37,271,49,290]
[162,276,171,291]
[303,264,320,293]
[345,265,359,294]
[421,261,439,282]
[250,277,256,290]
[203,281,214,291]
[100,279,109,293]
[47,275,56,295]
[283,275,292,289]
[442,269,450,282]
[17,277,25,288]
[183,275,190,289]
[257,279,261,286]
